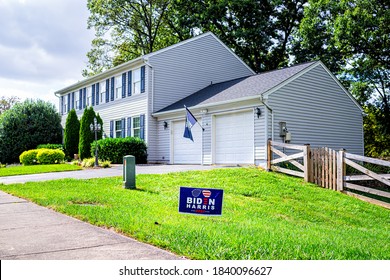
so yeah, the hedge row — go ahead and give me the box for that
[19,149,65,165]
[91,137,147,164]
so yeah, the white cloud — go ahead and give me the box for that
[0,0,95,110]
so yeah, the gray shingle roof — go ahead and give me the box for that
[157,61,318,113]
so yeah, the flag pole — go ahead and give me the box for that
[184,105,205,131]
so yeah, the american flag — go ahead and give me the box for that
[202,190,211,198]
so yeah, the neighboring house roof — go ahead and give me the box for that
[156,61,319,114]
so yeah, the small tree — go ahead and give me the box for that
[0,99,62,164]
[63,109,80,160]
[78,107,103,160]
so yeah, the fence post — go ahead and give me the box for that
[337,149,345,191]
[267,139,272,171]
[304,144,311,182]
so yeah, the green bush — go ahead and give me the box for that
[91,137,147,164]
[37,144,64,150]
[19,149,39,165]
[81,158,111,168]
[36,149,65,164]
[0,99,62,164]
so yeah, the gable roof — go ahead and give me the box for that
[155,61,319,114]
[55,32,254,96]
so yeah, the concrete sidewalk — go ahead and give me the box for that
[0,191,183,260]
[0,164,222,185]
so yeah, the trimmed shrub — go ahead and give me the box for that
[0,99,62,164]
[64,109,80,160]
[19,149,39,165]
[91,137,147,164]
[81,158,111,168]
[36,149,65,164]
[79,107,103,160]
[37,144,64,150]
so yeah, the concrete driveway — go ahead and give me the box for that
[0,164,223,185]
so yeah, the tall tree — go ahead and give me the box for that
[170,0,307,72]
[293,0,389,156]
[63,109,80,160]
[84,0,177,77]
[78,107,103,160]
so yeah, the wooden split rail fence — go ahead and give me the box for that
[267,140,390,208]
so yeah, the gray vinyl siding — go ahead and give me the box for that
[254,105,266,160]
[148,33,254,112]
[268,64,364,155]
[154,120,170,163]
[202,114,212,164]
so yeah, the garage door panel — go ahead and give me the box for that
[173,120,202,164]
[215,111,254,164]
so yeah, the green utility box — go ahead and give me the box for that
[123,155,136,189]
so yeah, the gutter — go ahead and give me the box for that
[260,95,274,141]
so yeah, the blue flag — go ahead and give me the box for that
[183,107,198,141]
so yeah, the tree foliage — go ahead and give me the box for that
[293,0,389,156]
[64,109,80,160]
[84,0,307,75]
[84,0,178,76]
[78,107,103,160]
[0,96,20,115]
[0,99,62,164]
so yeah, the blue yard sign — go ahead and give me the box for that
[179,187,224,216]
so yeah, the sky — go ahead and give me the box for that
[0,0,95,110]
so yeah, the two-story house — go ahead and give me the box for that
[56,32,364,167]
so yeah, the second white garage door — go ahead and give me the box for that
[172,120,202,164]
[214,111,254,164]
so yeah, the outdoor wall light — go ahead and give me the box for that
[163,121,168,130]
[256,107,261,118]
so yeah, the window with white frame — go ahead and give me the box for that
[132,116,140,138]
[133,68,141,95]
[75,92,80,109]
[100,81,106,104]
[63,96,68,114]
[115,76,122,99]
[86,86,92,106]
[115,120,122,138]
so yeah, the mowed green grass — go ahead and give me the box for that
[0,164,82,177]
[1,168,389,259]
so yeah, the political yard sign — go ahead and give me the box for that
[179,187,224,216]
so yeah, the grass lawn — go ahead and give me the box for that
[0,167,389,259]
[0,164,82,177]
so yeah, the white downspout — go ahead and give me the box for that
[260,96,274,141]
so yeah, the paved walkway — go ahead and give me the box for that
[0,164,223,260]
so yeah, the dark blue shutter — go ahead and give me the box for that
[83,88,86,108]
[127,117,132,137]
[106,79,110,103]
[67,93,70,113]
[110,120,114,138]
[60,96,64,115]
[71,92,75,109]
[127,71,132,96]
[121,118,126,138]
[140,66,145,93]
[122,73,126,98]
[92,84,95,106]
[110,77,115,101]
[95,83,100,105]
[79,89,82,110]
[140,114,145,140]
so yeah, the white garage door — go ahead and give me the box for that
[172,120,202,164]
[215,111,254,164]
